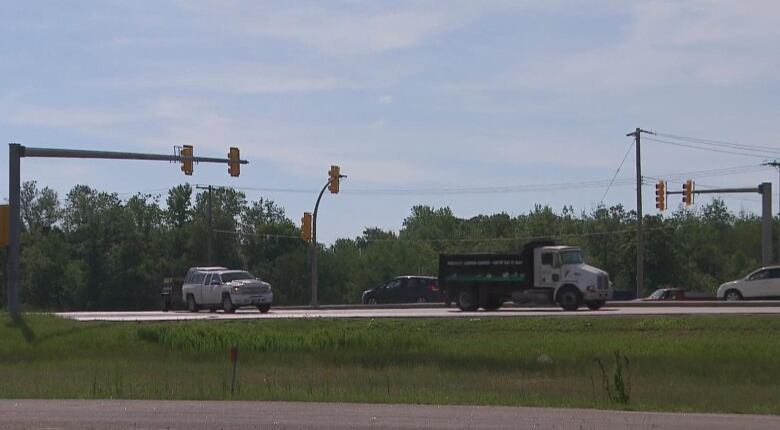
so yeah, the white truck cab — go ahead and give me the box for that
[533,246,611,310]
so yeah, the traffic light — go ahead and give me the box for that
[682,179,695,206]
[655,180,666,211]
[181,145,193,176]
[228,147,240,177]
[301,212,312,242]
[328,165,341,194]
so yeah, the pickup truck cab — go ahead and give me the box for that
[181,267,273,313]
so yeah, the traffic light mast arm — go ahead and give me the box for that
[312,176,336,244]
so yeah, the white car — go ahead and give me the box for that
[717,266,780,301]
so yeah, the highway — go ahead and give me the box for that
[57,302,780,321]
[2,399,779,429]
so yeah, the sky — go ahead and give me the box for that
[1,0,779,244]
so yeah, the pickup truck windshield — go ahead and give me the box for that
[561,251,583,265]
[221,271,254,282]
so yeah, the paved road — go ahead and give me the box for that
[57,304,780,321]
[1,399,778,429]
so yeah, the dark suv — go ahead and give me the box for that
[361,276,441,304]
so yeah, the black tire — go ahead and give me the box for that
[416,297,428,303]
[724,289,743,301]
[257,304,271,313]
[586,300,605,311]
[557,287,582,311]
[367,297,377,305]
[483,295,503,311]
[222,295,236,313]
[186,295,199,313]
[457,288,479,312]
[161,296,170,312]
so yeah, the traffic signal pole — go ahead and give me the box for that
[309,167,346,307]
[309,180,332,308]
[5,143,247,315]
[668,183,773,264]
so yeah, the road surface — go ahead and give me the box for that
[57,303,780,321]
[1,399,778,429]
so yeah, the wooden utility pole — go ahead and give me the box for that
[626,128,655,299]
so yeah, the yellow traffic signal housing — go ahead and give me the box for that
[228,147,240,177]
[301,212,312,242]
[655,180,666,211]
[181,145,193,175]
[0,204,8,247]
[682,179,695,206]
[328,165,340,194]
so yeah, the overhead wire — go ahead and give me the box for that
[599,140,635,206]
[645,137,779,159]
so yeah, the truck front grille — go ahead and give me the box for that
[238,285,270,295]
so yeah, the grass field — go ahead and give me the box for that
[1,313,780,414]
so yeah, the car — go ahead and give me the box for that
[361,276,441,304]
[181,267,273,313]
[642,288,686,301]
[717,266,780,301]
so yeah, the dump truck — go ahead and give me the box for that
[439,241,611,311]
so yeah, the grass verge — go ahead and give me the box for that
[1,313,779,413]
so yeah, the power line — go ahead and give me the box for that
[599,140,635,205]
[645,137,780,159]
[655,132,779,152]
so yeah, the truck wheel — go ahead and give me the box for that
[222,295,236,313]
[483,296,503,311]
[586,300,605,310]
[257,304,271,313]
[457,288,479,312]
[557,287,582,311]
[186,295,199,313]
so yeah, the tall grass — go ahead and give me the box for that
[1,314,780,413]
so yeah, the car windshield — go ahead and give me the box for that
[560,250,583,265]
[221,271,254,282]
[649,289,665,299]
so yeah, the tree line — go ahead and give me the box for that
[0,181,771,310]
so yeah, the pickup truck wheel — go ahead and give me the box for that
[457,288,479,312]
[186,295,199,313]
[257,304,271,313]
[222,295,236,313]
[557,287,582,311]
[586,300,605,310]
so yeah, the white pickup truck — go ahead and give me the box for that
[181,267,273,313]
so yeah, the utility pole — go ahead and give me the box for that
[626,128,655,299]
[196,185,214,265]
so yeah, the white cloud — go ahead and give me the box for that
[175,1,480,56]
[456,1,780,94]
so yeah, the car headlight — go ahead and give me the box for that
[232,286,241,293]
